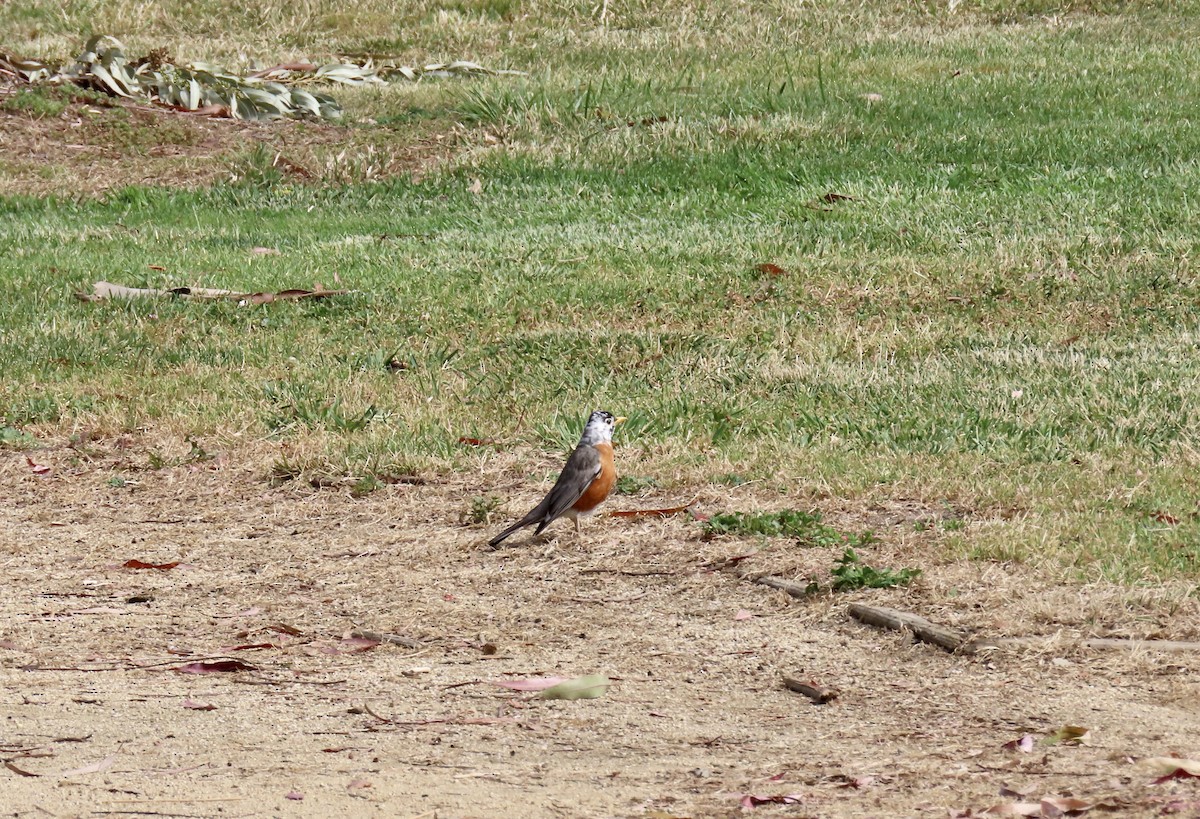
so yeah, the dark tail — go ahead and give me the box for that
[487,518,530,547]
[488,498,552,547]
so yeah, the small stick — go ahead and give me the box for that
[579,568,676,577]
[746,573,817,600]
[569,591,647,604]
[978,636,1200,653]
[847,603,973,653]
[782,677,839,704]
[350,630,422,650]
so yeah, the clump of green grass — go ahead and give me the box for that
[703,510,874,548]
[830,548,921,591]
[0,426,36,448]
[462,495,502,524]
[262,382,378,434]
[616,475,658,495]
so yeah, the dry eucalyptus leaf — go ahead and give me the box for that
[539,674,610,701]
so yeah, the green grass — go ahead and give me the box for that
[3,1,1200,581]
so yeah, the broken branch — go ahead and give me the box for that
[847,603,974,653]
[349,630,423,650]
[782,676,839,704]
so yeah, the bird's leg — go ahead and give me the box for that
[574,517,581,534]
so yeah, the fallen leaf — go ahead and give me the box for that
[25,457,50,476]
[251,247,281,255]
[489,676,569,692]
[223,643,278,652]
[982,802,1041,817]
[268,622,304,636]
[819,192,857,203]
[1045,725,1090,746]
[609,503,694,519]
[835,775,874,789]
[285,790,304,801]
[734,609,755,621]
[1039,796,1095,816]
[172,660,255,674]
[338,637,380,653]
[467,178,483,194]
[756,263,789,276]
[3,760,40,777]
[539,674,610,701]
[123,559,181,571]
[1152,510,1180,525]
[861,92,883,103]
[1142,756,1200,784]
[347,778,371,789]
[181,699,216,711]
[60,754,116,777]
[739,793,804,808]
[458,436,498,446]
[1002,734,1036,753]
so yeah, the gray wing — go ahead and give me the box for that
[534,444,602,532]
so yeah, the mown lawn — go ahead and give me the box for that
[3,0,1200,580]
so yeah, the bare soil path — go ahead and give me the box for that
[2,445,1199,818]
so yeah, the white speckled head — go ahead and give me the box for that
[579,410,627,445]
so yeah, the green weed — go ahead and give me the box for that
[703,510,874,548]
[830,548,921,591]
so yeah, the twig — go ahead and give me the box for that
[782,676,839,704]
[847,603,973,653]
[579,568,676,577]
[3,759,41,777]
[848,603,1200,654]
[742,573,818,600]
[979,636,1200,653]
[350,630,422,650]
[569,591,647,604]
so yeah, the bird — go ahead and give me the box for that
[488,410,627,547]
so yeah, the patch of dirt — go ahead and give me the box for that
[2,441,1199,817]
[0,86,450,197]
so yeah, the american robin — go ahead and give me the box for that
[488,410,626,547]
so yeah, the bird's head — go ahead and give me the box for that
[581,410,627,444]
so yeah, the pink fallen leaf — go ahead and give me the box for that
[488,676,569,692]
[347,778,371,789]
[251,247,281,255]
[740,793,804,809]
[181,699,216,711]
[338,637,380,652]
[1038,796,1095,816]
[25,457,51,476]
[1143,756,1200,784]
[733,609,755,621]
[1002,734,1036,753]
[223,642,278,652]
[285,790,304,801]
[60,754,117,777]
[173,659,255,674]
[123,559,181,571]
[836,775,874,789]
[981,802,1041,817]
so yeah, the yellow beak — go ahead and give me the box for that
[614,416,628,425]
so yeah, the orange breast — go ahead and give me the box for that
[572,441,616,514]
